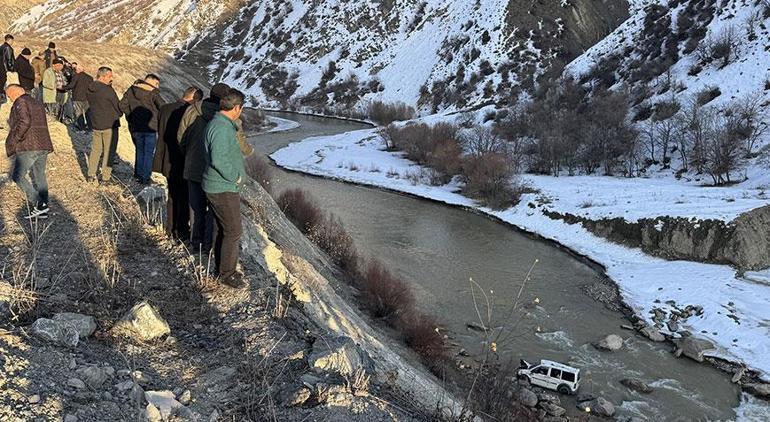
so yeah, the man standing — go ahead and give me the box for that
[0,35,15,87]
[44,42,57,69]
[63,64,93,131]
[31,51,45,99]
[86,67,122,183]
[15,48,35,94]
[42,59,66,117]
[178,83,252,252]
[119,74,164,184]
[202,88,247,288]
[4,84,53,219]
[153,86,201,240]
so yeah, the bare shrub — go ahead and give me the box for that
[367,101,416,126]
[461,126,507,156]
[461,152,521,209]
[427,138,463,183]
[309,215,360,275]
[245,154,273,193]
[397,310,446,363]
[276,189,323,233]
[360,260,414,320]
[696,86,721,106]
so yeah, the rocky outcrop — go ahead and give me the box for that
[112,301,170,341]
[544,206,770,271]
[30,318,80,347]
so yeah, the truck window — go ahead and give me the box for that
[550,368,562,379]
[562,372,576,382]
[532,366,548,375]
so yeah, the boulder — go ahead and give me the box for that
[620,378,653,394]
[308,336,375,377]
[640,326,665,342]
[143,403,162,422]
[593,334,623,351]
[144,390,183,420]
[76,366,109,389]
[576,393,596,403]
[517,388,538,407]
[744,383,770,398]
[674,337,716,362]
[112,302,170,341]
[130,384,145,405]
[52,313,97,338]
[31,318,79,347]
[277,384,312,407]
[540,402,566,417]
[67,378,87,390]
[589,397,615,417]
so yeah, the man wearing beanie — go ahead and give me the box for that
[42,58,65,117]
[15,48,35,93]
[177,83,253,252]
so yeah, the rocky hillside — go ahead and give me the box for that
[8,0,629,112]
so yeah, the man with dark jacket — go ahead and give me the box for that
[15,48,35,93]
[0,35,15,116]
[153,86,202,240]
[64,64,93,130]
[120,74,164,184]
[178,83,253,252]
[44,42,57,69]
[203,88,248,288]
[4,84,53,219]
[86,67,122,183]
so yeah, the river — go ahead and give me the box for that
[250,112,741,420]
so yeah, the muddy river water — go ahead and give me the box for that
[251,112,741,420]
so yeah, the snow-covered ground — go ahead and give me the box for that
[266,115,301,133]
[272,127,770,391]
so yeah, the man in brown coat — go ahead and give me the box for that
[4,84,54,219]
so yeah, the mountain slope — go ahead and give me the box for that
[9,0,629,112]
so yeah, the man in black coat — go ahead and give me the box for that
[0,34,15,116]
[86,66,122,183]
[15,48,35,93]
[153,86,202,240]
[64,64,93,130]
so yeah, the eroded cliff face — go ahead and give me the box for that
[545,207,770,271]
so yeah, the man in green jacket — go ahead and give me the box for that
[202,88,247,289]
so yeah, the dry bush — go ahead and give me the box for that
[245,154,273,193]
[397,310,446,363]
[461,153,520,209]
[276,189,323,233]
[360,260,414,320]
[309,215,360,275]
[367,101,416,126]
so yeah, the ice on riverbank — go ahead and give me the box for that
[271,128,770,385]
[266,115,301,133]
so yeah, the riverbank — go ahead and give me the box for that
[270,124,770,414]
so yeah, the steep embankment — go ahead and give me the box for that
[0,48,463,421]
[10,0,629,112]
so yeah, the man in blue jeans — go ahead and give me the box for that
[119,74,164,184]
[4,84,53,219]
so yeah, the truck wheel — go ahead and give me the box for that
[518,374,530,383]
[557,384,571,395]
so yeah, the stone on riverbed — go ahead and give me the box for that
[620,378,653,394]
[674,337,716,362]
[639,326,666,342]
[589,397,615,417]
[744,383,770,398]
[593,334,623,351]
[517,388,538,407]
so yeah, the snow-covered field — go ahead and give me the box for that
[272,127,770,390]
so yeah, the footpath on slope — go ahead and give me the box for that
[0,107,441,421]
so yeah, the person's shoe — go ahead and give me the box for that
[221,273,248,289]
[86,176,96,183]
[24,204,49,220]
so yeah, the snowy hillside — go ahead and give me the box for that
[8,0,629,113]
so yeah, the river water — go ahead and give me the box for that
[251,112,741,420]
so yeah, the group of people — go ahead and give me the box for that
[3,36,252,289]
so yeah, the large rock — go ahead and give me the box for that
[31,318,79,347]
[136,186,167,226]
[639,326,665,342]
[593,334,623,351]
[590,397,615,417]
[308,336,375,377]
[52,313,97,338]
[674,337,715,362]
[277,384,312,407]
[144,390,183,420]
[517,388,538,407]
[620,378,653,394]
[143,403,162,422]
[744,383,770,398]
[112,301,170,341]
[540,402,566,417]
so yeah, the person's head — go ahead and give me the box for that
[144,74,160,89]
[4,34,13,45]
[220,88,245,120]
[208,82,230,102]
[75,64,84,73]
[48,41,56,50]
[96,66,113,85]
[182,86,202,103]
[21,47,31,59]
[4,84,25,102]
[52,59,64,71]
